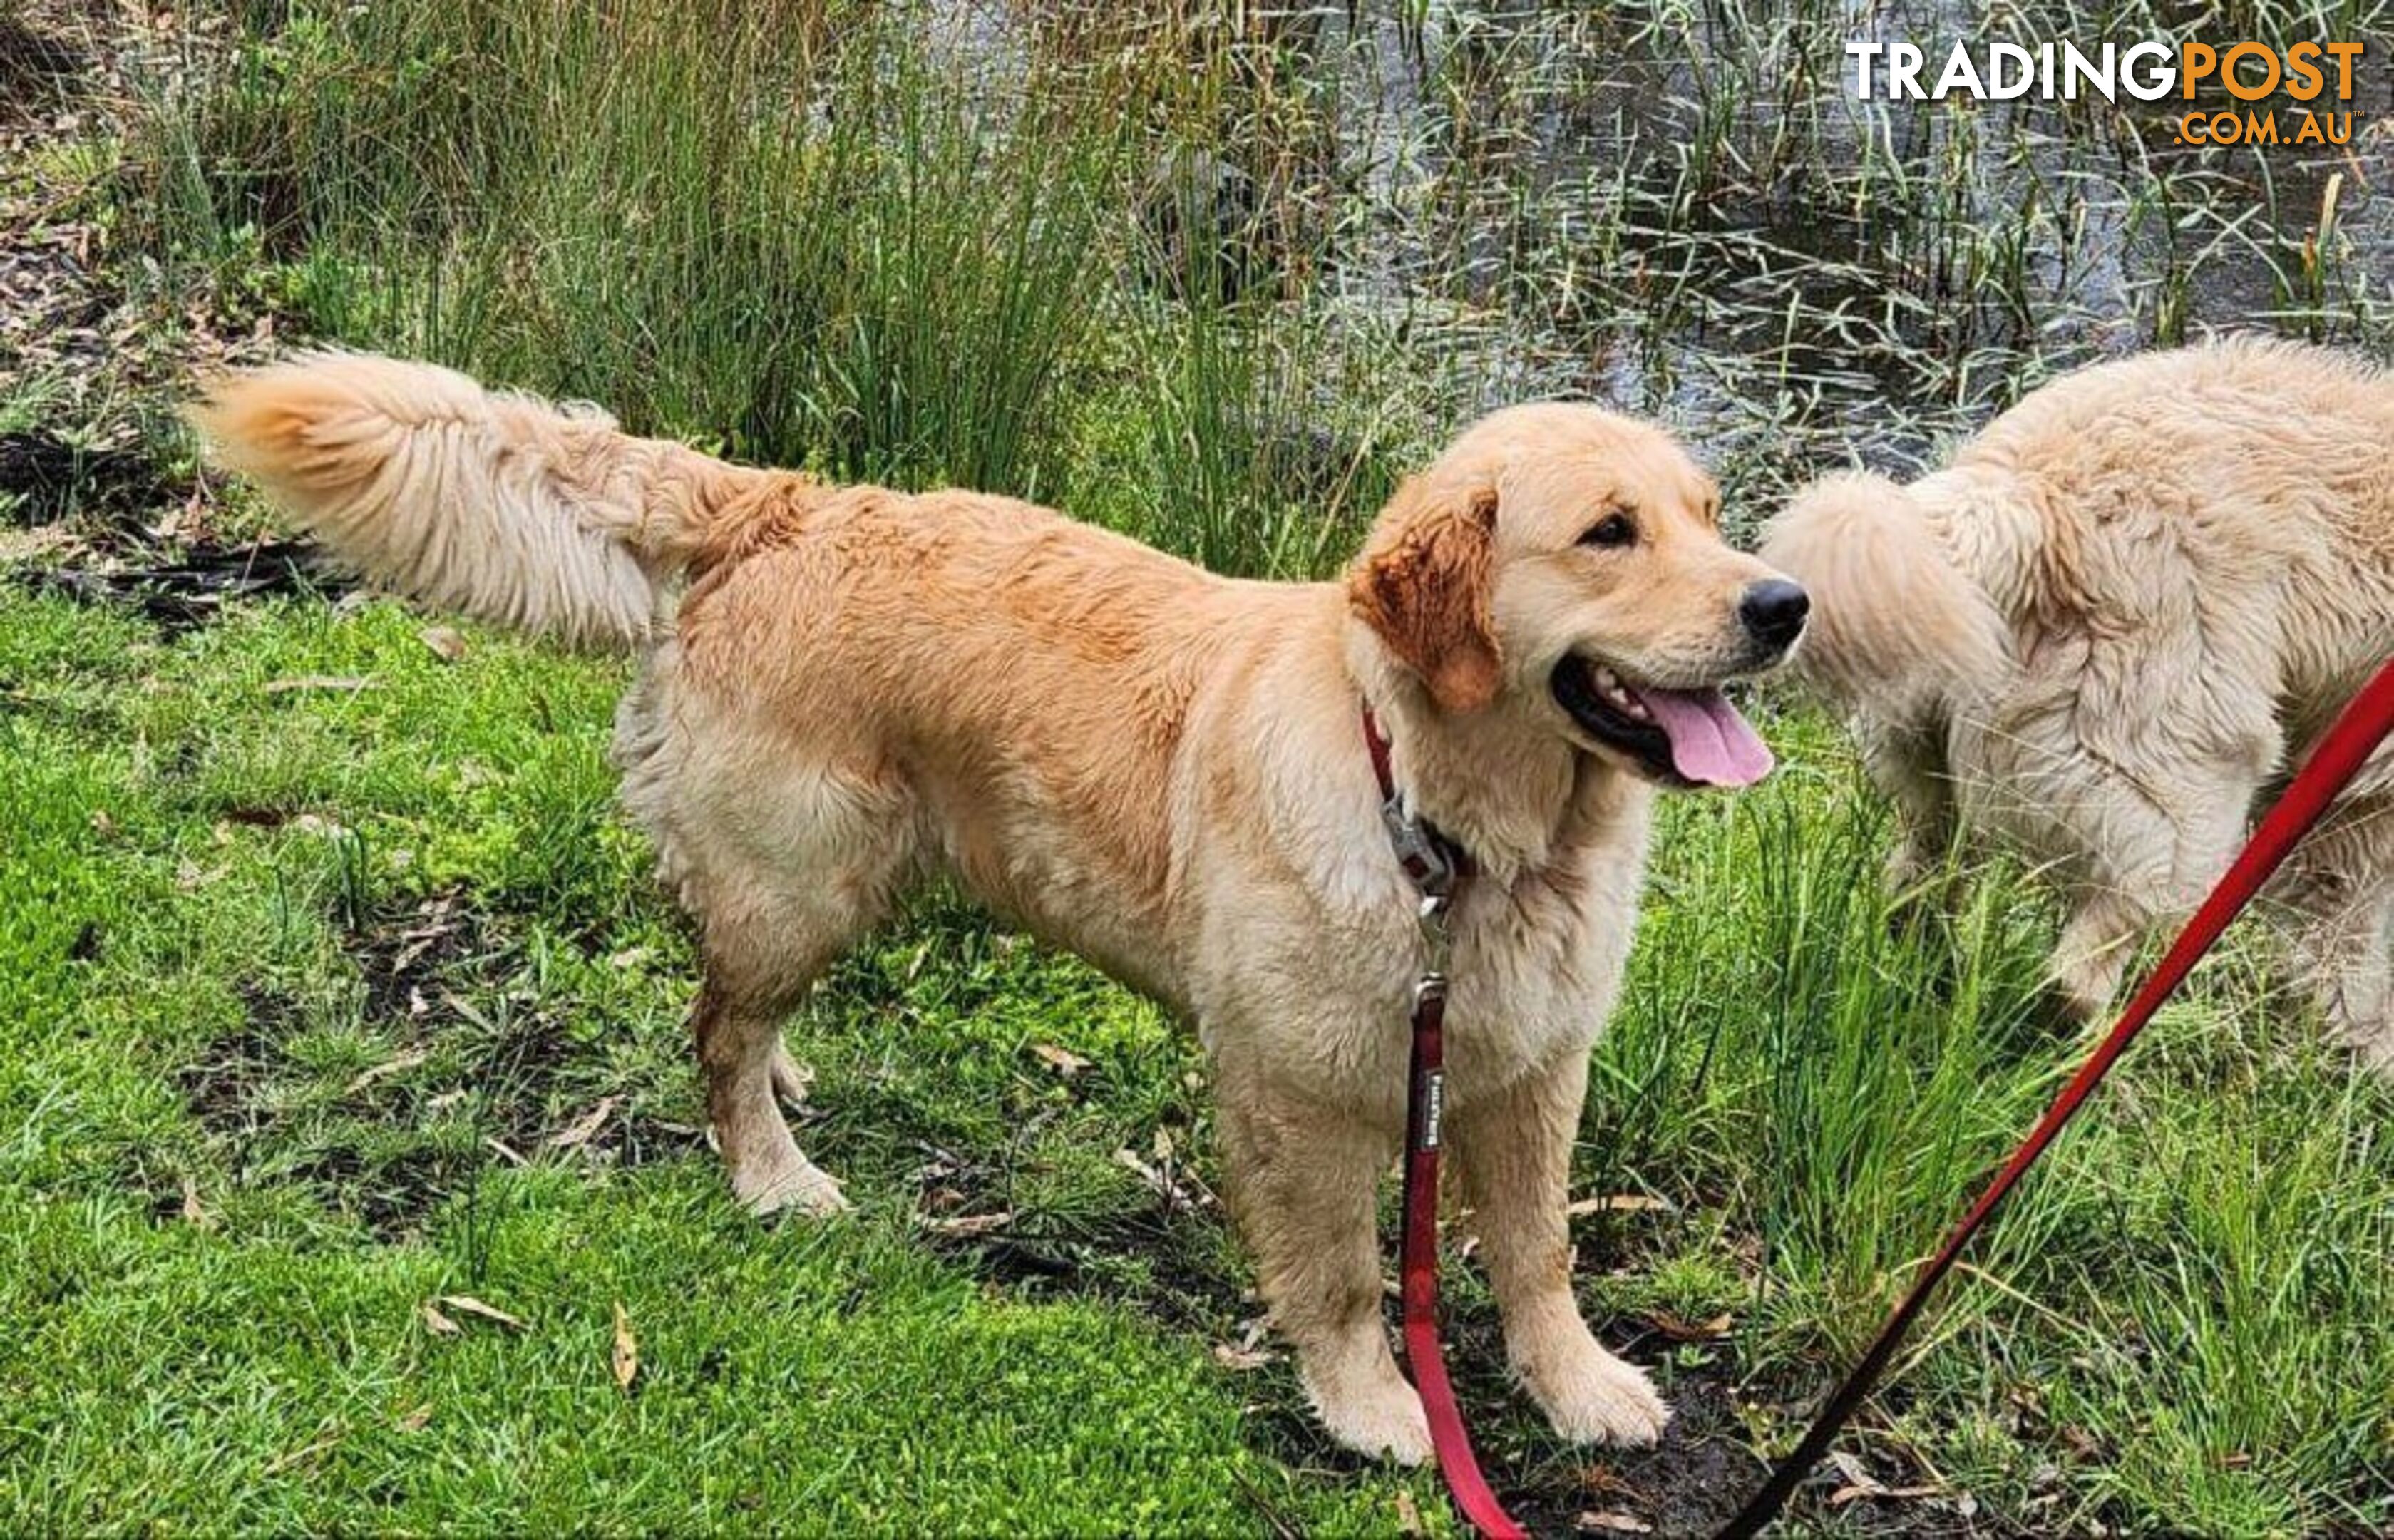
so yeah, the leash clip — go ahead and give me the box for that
[1415,893,1454,979]
[1387,795,1457,978]
[1382,795,1459,902]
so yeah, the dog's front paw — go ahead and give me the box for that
[1312,1377,1434,1466]
[1300,1343,1433,1465]
[1518,1333,1670,1447]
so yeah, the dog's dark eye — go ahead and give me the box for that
[1578,512,1636,549]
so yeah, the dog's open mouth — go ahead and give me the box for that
[1550,656,1774,788]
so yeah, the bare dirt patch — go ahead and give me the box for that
[23,533,344,628]
[178,894,703,1240]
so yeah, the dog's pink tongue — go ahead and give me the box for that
[1628,687,1774,787]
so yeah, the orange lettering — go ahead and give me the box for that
[2221,41,2280,101]
[2286,40,2326,101]
[2325,41,2364,98]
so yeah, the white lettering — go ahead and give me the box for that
[1887,42,1926,100]
[2060,41,2115,102]
[1932,41,1985,99]
[1847,40,1886,98]
[1987,42,2036,99]
[2121,41,2177,101]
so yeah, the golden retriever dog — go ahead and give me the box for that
[192,352,1806,1460]
[1762,338,2394,1068]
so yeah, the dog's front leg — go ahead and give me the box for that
[1452,1054,1669,1447]
[1214,1060,1429,1464]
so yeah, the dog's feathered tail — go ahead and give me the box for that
[1759,471,2013,725]
[188,352,788,647]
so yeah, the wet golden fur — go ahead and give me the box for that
[1763,338,2394,1067]
[193,351,1797,1459]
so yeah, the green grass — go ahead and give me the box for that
[4,586,2388,1534]
[5,0,2393,1531]
[0,592,1433,1535]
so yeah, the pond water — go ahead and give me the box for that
[973,0,2392,528]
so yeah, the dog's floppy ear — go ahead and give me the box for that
[1349,478,1501,713]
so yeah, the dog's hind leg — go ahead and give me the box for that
[768,1041,816,1107]
[694,962,852,1218]
[1861,721,1955,893]
[680,766,920,1220]
[2272,793,2394,1074]
[2048,757,2260,1023]
[2050,888,2152,1024]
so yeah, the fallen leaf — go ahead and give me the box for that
[1566,1194,1671,1217]
[421,1301,461,1337]
[1394,1489,1425,1536]
[394,1405,432,1432]
[1576,1512,1651,1534]
[1030,1042,1091,1077]
[263,674,375,694]
[1823,1449,1944,1506]
[1115,1146,1166,1191]
[441,990,498,1032]
[1577,1464,1649,1503]
[262,1422,344,1477]
[923,1210,1014,1238]
[418,625,468,662]
[388,915,458,973]
[179,1174,215,1230]
[1646,1310,1733,1342]
[611,1300,639,1394]
[438,1294,526,1331]
[1827,1451,1878,1494]
[483,1137,528,1166]
[345,1047,431,1095]
[548,1095,620,1149]
[1212,1341,1273,1371]
[1829,1484,1944,1508]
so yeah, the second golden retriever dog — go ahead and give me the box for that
[193,353,1806,1460]
[1763,338,2394,1069]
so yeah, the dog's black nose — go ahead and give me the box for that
[1739,579,1810,652]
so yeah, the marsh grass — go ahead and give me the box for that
[139,0,1124,496]
[4,0,2387,1531]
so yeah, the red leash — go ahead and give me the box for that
[1401,967,1529,1540]
[1717,654,2394,1537]
[1365,709,1528,1539]
[1371,657,2394,1539]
